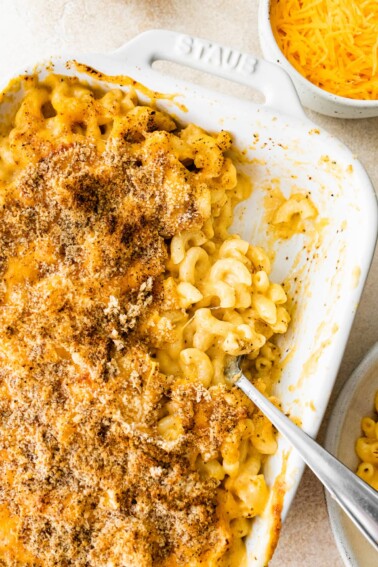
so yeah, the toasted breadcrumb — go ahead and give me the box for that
[0,138,250,566]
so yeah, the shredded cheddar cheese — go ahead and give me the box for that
[270,0,378,100]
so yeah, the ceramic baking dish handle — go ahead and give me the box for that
[112,29,306,120]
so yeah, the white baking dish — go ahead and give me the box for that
[0,30,376,566]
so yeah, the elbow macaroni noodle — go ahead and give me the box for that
[151,133,291,563]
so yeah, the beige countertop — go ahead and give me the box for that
[0,1,376,565]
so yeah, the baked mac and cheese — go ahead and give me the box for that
[356,391,378,490]
[0,72,290,565]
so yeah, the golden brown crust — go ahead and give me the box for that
[0,137,246,565]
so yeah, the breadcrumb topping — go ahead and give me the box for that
[0,139,248,565]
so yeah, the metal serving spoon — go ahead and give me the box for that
[227,357,378,551]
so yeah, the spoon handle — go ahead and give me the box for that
[236,373,378,551]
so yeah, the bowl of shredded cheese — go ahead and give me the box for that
[258,0,378,118]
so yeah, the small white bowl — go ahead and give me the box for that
[258,0,378,118]
[325,343,378,566]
